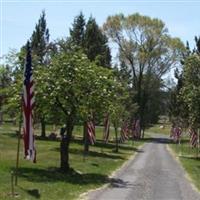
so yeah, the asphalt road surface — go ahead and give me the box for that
[87,136,200,200]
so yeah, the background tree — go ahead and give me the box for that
[84,16,111,68]
[103,13,185,134]
[69,12,86,48]
[0,64,12,123]
[169,36,200,128]
[168,69,189,128]
[181,55,200,128]
[30,10,50,137]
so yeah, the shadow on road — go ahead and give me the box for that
[152,137,173,144]
[109,178,136,188]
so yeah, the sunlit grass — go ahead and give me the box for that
[169,136,200,191]
[146,123,171,136]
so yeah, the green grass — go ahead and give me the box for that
[146,123,171,136]
[0,123,146,200]
[169,137,200,191]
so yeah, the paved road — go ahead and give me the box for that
[87,136,200,200]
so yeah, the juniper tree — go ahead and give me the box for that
[69,12,86,48]
[85,16,111,68]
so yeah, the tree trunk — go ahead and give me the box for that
[60,113,75,172]
[142,128,145,139]
[60,135,69,171]
[114,124,119,153]
[0,111,3,125]
[84,121,89,153]
[41,117,46,138]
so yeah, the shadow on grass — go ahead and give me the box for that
[51,140,145,159]
[1,132,18,138]
[19,187,41,199]
[51,147,126,160]
[179,155,200,161]
[18,167,109,185]
[18,167,136,190]
[72,137,150,151]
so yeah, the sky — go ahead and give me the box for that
[0,0,200,64]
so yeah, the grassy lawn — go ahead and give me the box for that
[168,136,200,191]
[0,123,146,200]
[145,123,171,136]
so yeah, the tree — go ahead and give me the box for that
[31,10,50,65]
[169,37,200,128]
[69,13,111,68]
[0,64,12,123]
[181,55,200,128]
[168,68,189,128]
[40,50,119,172]
[30,10,50,137]
[103,13,185,133]
[69,12,86,48]
[194,36,200,55]
[84,16,111,68]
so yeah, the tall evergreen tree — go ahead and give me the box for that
[194,36,200,54]
[85,16,111,68]
[31,10,49,65]
[30,10,50,137]
[69,12,85,48]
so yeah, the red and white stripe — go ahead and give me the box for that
[23,47,36,163]
[189,129,198,148]
[119,122,129,143]
[87,121,95,145]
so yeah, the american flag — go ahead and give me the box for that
[23,42,36,163]
[170,127,182,143]
[189,129,198,148]
[103,114,110,143]
[87,121,95,145]
[119,122,129,143]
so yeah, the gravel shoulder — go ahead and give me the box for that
[87,136,200,200]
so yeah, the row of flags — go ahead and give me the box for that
[86,117,141,146]
[105,118,141,144]
[170,126,199,148]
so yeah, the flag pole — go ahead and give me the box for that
[15,93,23,186]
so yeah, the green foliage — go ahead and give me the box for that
[31,10,50,65]
[181,55,200,127]
[0,65,12,117]
[41,50,121,122]
[103,13,185,129]
[69,12,86,48]
[169,69,189,127]
[85,17,111,68]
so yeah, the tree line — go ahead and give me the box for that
[169,37,200,132]
[0,11,186,171]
